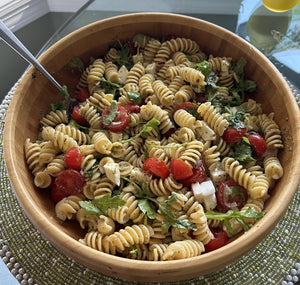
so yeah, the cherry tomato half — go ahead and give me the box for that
[217,180,248,212]
[179,163,206,186]
[245,133,266,157]
[123,103,141,114]
[163,128,176,138]
[222,127,247,144]
[102,105,130,132]
[72,104,89,126]
[173,102,199,117]
[143,157,170,180]
[170,158,193,180]
[204,227,228,252]
[77,88,90,102]
[51,169,85,203]
[64,147,82,170]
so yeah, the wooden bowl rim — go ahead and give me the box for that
[4,12,300,281]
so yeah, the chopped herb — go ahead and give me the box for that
[68,56,85,73]
[244,79,257,93]
[127,91,142,104]
[79,200,102,216]
[129,246,142,259]
[99,77,122,97]
[79,193,126,216]
[225,109,246,129]
[193,60,212,80]
[111,38,134,70]
[233,138,255,165]
[58,85,69,98]
[155,193,196,234]
[121,118,160,143]
[206,208,265,235]
[134,33,151,48]
[102,101,118,125]
[138,199,157,219]
[186,105,199,117]
[229,186,247,203]
[121,177,196,233]
[51,100,67,112]
[232,57,247,79]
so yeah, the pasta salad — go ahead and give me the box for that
[24,33,284,261]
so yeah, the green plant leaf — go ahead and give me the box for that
[233,140,255,165]
[102,101,118,125]
[138,199,157,219]
[80,194,126,216]
[205,208,265,235]
[127,91,142,104]
[93,194,126,213]
[68,56,85,73]
[79,201,103,216]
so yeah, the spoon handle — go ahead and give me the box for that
[0,20,62,91]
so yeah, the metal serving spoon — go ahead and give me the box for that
[0,20,75,114]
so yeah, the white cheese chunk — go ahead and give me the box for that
[198,121,216,140]
[192,179,217,210]
[104,162,120,186]
[209,162,228,187]
[118,65,128,85]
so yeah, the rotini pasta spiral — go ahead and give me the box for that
[162,239,205,260]
[198,102,229,136]
[222,157,256,190]
[140,101,175,134]
[40,110,68,127]
[87,58,105,84]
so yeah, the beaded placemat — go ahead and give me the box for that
[0,80,300,285]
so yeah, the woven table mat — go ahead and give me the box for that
[0,80,300,285]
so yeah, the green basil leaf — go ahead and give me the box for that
[205,208,265,234]
[102,101,118,125]
[173,219,197,231]
[138,199,157,219]
[92,193,126,214]
[233,141,255,165]
[127,91,142,104]
[79,201,104,216]
[193,60,212,80]
[51,100,67,112]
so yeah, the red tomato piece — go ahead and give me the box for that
[163,128,176,138]
[195,93,207,104]
[72,104,89,126]
[129,41,137,55]
[51,169,85,203]
[173,102,199,117]
[222,127,247,144]
[143,157,170,180]
[204,227,228,252]
[170,158,193,180]
[77,88,90,102]
[123,103,141,114]
[217,180,248,211]
[102,105,130,132]
[64,147,82,170]
[179,165,206,186]
[245,133,266,156]
[243,94,251,103]
[165,34,178,41]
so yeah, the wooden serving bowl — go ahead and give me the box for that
[3,13,300,282]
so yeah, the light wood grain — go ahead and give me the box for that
[3,13,300,282]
